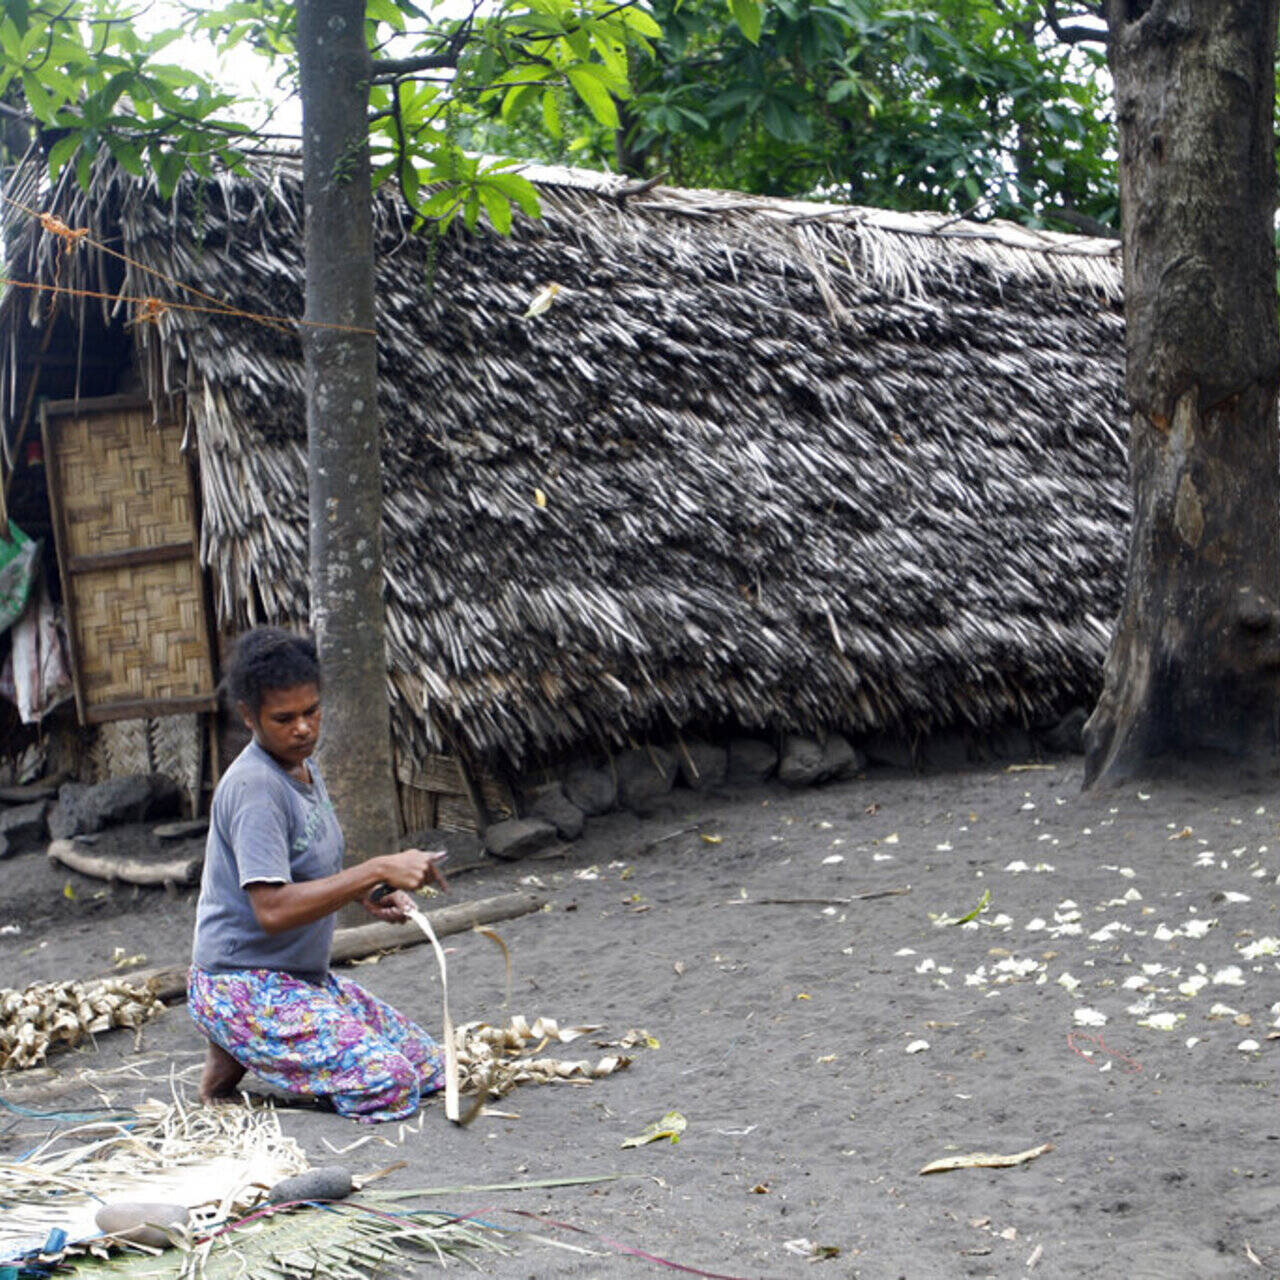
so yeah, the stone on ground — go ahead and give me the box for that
[678,740,727,790]
[616,747,677,811]
[49,776,181,840]
[778,735,825,787]
[818,733,864,781]
[727,738,778,784]
[484,817,558,861]
[565,764,616,816]
[530,782,585,840]
[0,799,49,857]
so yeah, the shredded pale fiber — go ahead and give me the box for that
[458,1015,634,1099]
[0,978,164,1071]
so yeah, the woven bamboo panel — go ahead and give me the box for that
[73,559,211,703]
[90,718,152,779]
[150,714,202,812]
[395,753,465,792]
[436,793,481,833]
[52,408,191,557]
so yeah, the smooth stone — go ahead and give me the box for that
[777,735,825,787]
[484,817,558,861]
[95,1201,189,1248]
[726,738,778,785]
[529,783,585,841]
[265,1167,354,1205]
[616,747,677,811]
[564,765,616,816]
[677,740,727,790]
[817,733,863,782]
[0,800,47,853]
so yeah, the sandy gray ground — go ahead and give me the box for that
[3,758,1280,1279]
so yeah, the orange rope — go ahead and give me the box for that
[4,192,375,337]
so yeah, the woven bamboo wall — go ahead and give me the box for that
[43,398,216,720]
[395,753,515,833]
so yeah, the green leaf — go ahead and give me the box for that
[567,64,620,128]
[620,7,663,38]
[20,70,56,124]
[501,82,541,122]
[541,87,561,138]
[106,136,145,178]
[74,146,92,191]
[45,133,78,182]
[484,171,541,219]
[478,184,513,235]
[728,0,763,44]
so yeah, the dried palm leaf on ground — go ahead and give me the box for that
[919,1142,1053,1175]
[456,1015,636,1101]
[0,978,164,1071]
[0,1096,307,1261]
[67,1199,514,1279]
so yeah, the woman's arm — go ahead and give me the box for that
[247,848,447,934]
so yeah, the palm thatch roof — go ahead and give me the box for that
[0,155,1129,770]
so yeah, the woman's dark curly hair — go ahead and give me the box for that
[224,627,321,713]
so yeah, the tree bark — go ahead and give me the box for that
[1085,0,1280,786]
[297,0,400,864]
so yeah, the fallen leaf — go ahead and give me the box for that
[796,993,812,1001]
[919,1142,1052,1175]
[750,1183,770,1194]
[534,487,548,508]
[621,1110,687,1148]
[969,1217,990,1228]
[522,281,562,318]
[700,833,723,845]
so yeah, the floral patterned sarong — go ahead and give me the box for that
[188,966,445,1123]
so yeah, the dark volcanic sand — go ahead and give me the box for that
[2,759,1280,1279]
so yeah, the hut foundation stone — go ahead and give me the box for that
[49,775,180,841]
[565,765,616,817]
[778,736,826,787]
[616,747,678,812]
[677,740,728,791]
[484,817,558,861]
[0,800,49,858]
[529,783,586,840]
[727,739,778,784]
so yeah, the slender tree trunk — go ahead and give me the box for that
[297,0,399,864]
[1085,1,1280,787]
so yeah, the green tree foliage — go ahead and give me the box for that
[474,0,1118,231]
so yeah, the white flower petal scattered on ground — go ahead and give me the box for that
[1179,975,1210,996]
[822,855,844,865]
[1091,924,1122,942]
[1221,892,1252,904]
[915,958,937,974]
[883,833,899,845]
[935,842,953,852]
[873,853,895,862]
[1058,973,1081,992]
[1025,918,1047,931]
[1142,963,1165,976]
[1073,1007,1107,1027]
[1210,1003,1241,1018]
[1034,862,1056,872]
[1005,860,1030,873]
[1213,966,1247,986]
[1240,937,1280,960]
[1238,1039,1261,1052]
[1154,924,1179,942]
[1123,887,1143,902]
[1139,1012,1182,1030]
[1122,975,1149,990]
[905,1040,930,1054]
[1020,802,1036,811]
[1185,1037,1201,1048]
[990,913,1014,928]
[1127,997,1155,1016]
[895,948,916,956]
[1182,919,1215,939]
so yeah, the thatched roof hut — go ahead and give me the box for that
[0,155,1128,816]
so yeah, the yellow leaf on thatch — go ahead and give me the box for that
[621,1110,686,1148]
[522,282,562,318]
[700,834,723,844]
[62,881,76,900]
[919,1142,1052,1175]
[534,488,547,508]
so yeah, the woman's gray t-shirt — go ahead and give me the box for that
[192,740,345,983]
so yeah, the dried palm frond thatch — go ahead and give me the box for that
[1,157,1129,771]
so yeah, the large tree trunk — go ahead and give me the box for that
[297,0,399,865]
[1085,1,1280,787]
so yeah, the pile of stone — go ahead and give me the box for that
[0,774,181,861]
[483,732,864,862]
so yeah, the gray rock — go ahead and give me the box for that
[1040,707,1087,755]
[727,738,778,784]
[49,775,181,840]
[986,726,1034,761]
[817,734,864,782]
[677,740,727,791]
[612,748,671,810]
[565,765,616,816]
[778,735,825,787]
[484,817,558,861]
[616,747,677,811]
[921,731,969,771]
[530,782,585,840]
[265,1167,354,1205]
[0,799,48,854]
[862,733,915,770]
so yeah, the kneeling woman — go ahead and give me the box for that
[189,627,448,1123]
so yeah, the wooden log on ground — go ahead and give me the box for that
[48,838,202,888]
[93,890,547,1002]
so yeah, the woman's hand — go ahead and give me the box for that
[361,887,414,922]
[376,848,450,894]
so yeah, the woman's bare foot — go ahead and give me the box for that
[200,1041,247,1103]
